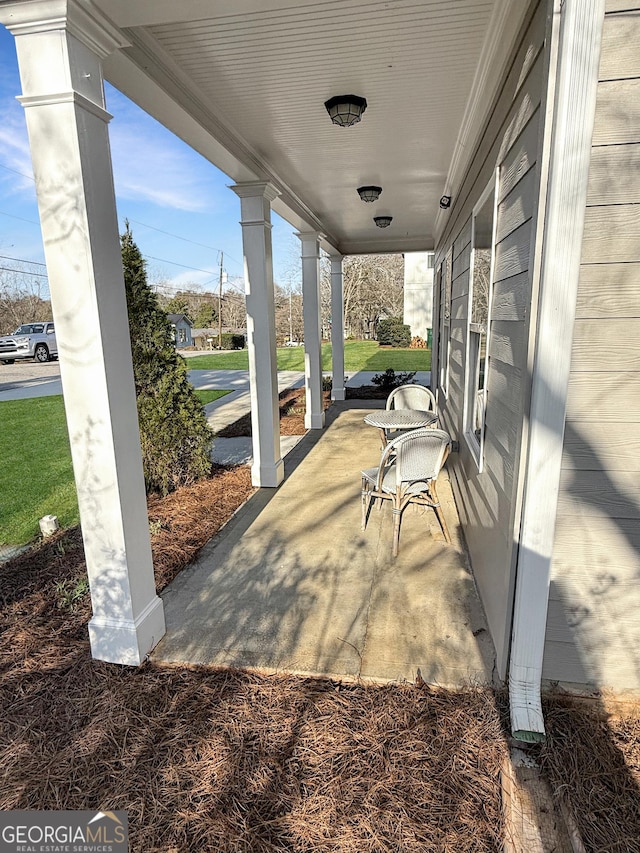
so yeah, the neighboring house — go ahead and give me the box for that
[3,0,637,739]
[191,327,216,350]
[403,252,434,343]
[166,313,193,348]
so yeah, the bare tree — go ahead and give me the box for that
[220,288,246,330]
[0,264,52,335]
[274,282,303,343]
[471,251,491,327]
[320,253,404,340]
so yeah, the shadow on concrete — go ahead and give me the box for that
[153,400,497,687]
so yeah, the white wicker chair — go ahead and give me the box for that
[386,383,437,413]
[384,384,438,443]
[361,428,452,557]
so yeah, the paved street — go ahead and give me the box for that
[0,360,431,403]
[0,362,303,403]
[0,360,63,400]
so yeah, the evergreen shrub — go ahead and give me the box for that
[219,333,245,350]
[377,317,411,347]
[121,222,214,495]
[371,368,417,392]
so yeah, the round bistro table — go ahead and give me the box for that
[363,408,438,448]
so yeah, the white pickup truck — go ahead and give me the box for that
[0,321,58,364]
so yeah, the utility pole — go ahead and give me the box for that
[218,251,223,350]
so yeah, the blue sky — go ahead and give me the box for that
[0,25,299,300]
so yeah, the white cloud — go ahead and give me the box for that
[0,103,35,196]
[110,127,212,211]
[107,87,217,213]
[167,269,218,289]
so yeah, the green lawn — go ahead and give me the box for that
[1,341,430,547]
[0,396,79,547]
[194,389,232,406]
[185,341,431,372]
[1,389,233,547]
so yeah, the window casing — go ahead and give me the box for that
[438,253,452,397]
[464,178,497,469]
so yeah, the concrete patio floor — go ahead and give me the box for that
[152,400,497,687]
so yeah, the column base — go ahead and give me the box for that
[88,594,166,666]
[251,457,285,487]
[305,411,326,430]
[331,388,346,401]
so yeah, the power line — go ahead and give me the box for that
[0,189,245,275]
[0,265,48,278]
[0,209,40,226]
[0,253,47,267]
[143,254,218,275]
[128,218,223,254]
[0,162,35,182]
[129,217,243,271]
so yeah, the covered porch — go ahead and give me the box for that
[154,399,496,686]
[0,0,522,685]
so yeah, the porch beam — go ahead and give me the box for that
[0,0,165,665]
[330,255,345,401]
[297,232,325,429]
[231,182,284,487]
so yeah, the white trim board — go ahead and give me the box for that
[508,0,606,741]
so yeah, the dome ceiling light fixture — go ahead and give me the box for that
[373,215,393,228]
[324,94,367,127]
[357,185,382,203]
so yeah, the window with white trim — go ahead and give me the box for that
[465,178,496,468]
[438,253,451,396]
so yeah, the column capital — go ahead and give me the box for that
[230,181,280,203]
[295,231,323,259]
[18,90,112,122]
[295,230,323,243]
[0,0,130,58]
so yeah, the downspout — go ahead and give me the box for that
[508,0,605,741]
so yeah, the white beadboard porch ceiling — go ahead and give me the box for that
[99,0,526,255]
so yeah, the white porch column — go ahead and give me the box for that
[297,232,325,429]
[1,1,165,665]
[231,182,284,487]
[330,254,345,401]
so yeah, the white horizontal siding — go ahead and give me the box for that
[545,3,640,692]
[435,0,546,676]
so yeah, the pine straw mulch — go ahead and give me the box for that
[0,464,511,852]
[218,388,333,437]
[2,461,640,852]
[218,385,387,438]
[540,695,640,853]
